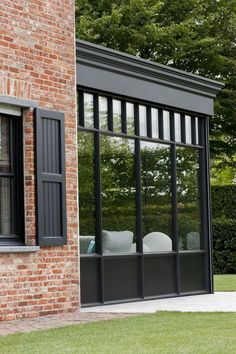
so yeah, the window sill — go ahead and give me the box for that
[0,246,40,253]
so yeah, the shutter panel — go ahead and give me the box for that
[36,109,67,246]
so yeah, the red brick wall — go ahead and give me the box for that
[0,0,79,320]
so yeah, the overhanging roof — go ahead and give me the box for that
[76,39,224,115]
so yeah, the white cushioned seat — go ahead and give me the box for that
[143,232,172,252]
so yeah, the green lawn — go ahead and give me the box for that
[1,312,236,354]
[214,274,236,292]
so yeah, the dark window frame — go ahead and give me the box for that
[0,112,24,245]
[78,87,212,305]
[78,88,206,254]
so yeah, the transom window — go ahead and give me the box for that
[78,89,205,255]
[79,90,201,146]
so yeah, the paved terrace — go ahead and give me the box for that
[0,292,235,336]
[82,292,236,313]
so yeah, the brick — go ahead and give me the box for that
[0,0,78,321]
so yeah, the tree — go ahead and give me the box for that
[75,0,236,165]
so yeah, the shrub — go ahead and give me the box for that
[211,185,236,219]
[212,218,236,274]
[211,185,236,274]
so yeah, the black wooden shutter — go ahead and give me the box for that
[36,109,67,246]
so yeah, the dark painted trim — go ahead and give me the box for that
[76,40,224,100]
[205,117,214,293]
[36,109,67,247]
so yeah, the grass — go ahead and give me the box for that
[0,312,236,354]
[214,274,236,292]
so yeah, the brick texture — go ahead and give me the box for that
[0,0,79,320]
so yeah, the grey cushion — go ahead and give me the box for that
[102,230,133,253]
[80,236,95,254]
[187,232,200,250]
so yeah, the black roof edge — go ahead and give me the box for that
[76,39,224,99]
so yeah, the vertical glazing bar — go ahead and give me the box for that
[134,101,143,301]
[181,113,185,143]
[170,111,175,142]
[135,138,144,298]
[78,90,84,127]
[201,116,213,293]
[171,145,180,294]
[121,99,127,134]
[146,106,152,138]
[158,108,163,140]
[94,132,104,302]
[93,94,99,129]
[134,103,139,136]
[198,117,205,146]
[191,116,196,145]
[108,97,113,131]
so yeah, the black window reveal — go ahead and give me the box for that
[0,114,24,244]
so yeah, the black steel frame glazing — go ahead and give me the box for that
[78,87,213,305]
[0,113,24,245]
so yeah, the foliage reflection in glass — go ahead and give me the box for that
[101,136,136,253]
[99,96,108,130]
[141,141,172,252]
[163,111,170,140]
[113,99,122,132]
[0,117,10,173]
[151,108,159,139]
[176,147,201,250]
[174,113,181,143]
[78,131,96,254]
[84,93,94,128]
[126,102,135,135]
[139,105,147,136]
[185,115,192,144]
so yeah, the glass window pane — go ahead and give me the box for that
[163,111,170,140]
[195,117,199,145]
[126,102,134,135]
[84,93,94,128]
[0,117,10,173]
[151,108,159,138]
[0,177,12,236]
[141,141,173,253]
[176,147,201,250]
[78,131,96,254]
[185,115,192,144]
[139,105,147,136]
[174,113,181,143]
[99,96,108,130]
[101,136,136,253]
[113,99,122,132]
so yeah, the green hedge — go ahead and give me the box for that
[211,185,236,219]
[212,185,236,274]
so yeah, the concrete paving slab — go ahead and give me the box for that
[81,292,236,313]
